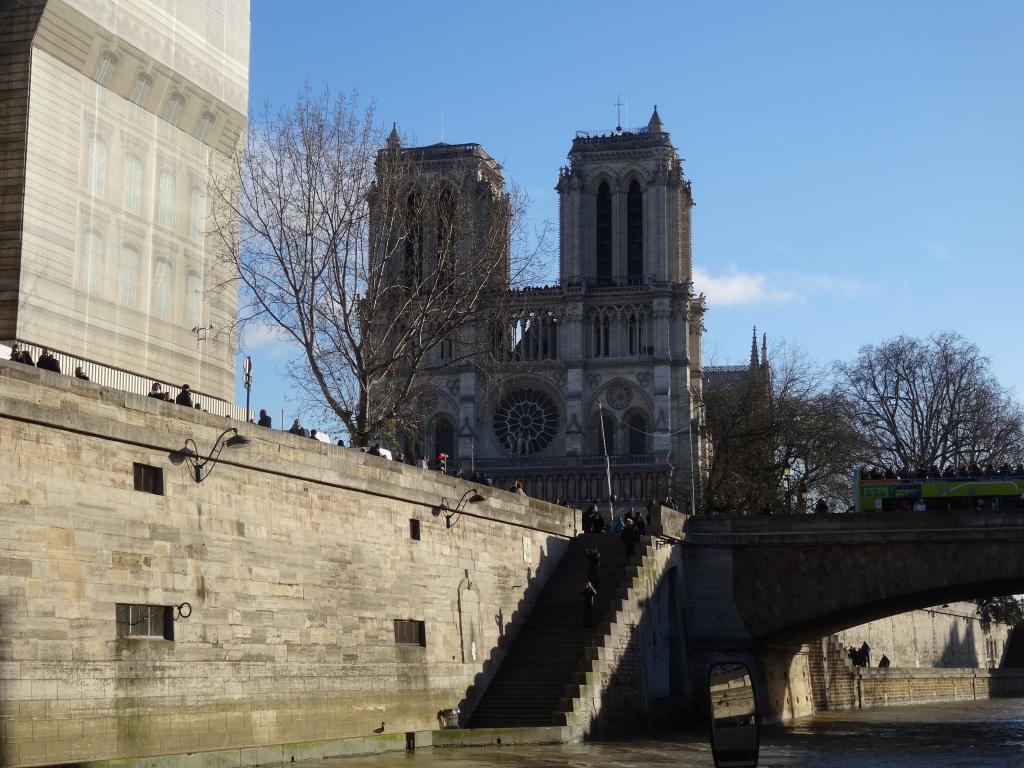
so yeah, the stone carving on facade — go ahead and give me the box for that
[585,373,602,390]
[636,371,652,386]
[446,379,460,396]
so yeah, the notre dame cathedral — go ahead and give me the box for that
[386,108,706,510]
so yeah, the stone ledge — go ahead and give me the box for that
[71,727,576,768]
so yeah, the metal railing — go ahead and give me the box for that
[4,340,249,421]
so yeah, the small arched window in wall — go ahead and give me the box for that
[152,258,174,321]
[628,413,648,456]
[627,180,643,284]
[595,182,612,285]
[118,244,140,307]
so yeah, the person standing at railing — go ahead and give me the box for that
[174,384,193,407]
[74,366,89,380]
[257,409,272,427]
[36,348,60,373]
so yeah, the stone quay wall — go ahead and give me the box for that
[807,634,1024,713]
[0,360,579,767]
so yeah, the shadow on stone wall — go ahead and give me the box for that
[936,621,979,668]
[587,561,686,738]
[1001,624,1024,668]
[455,535,565,719]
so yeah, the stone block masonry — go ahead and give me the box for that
[0,360,578,767]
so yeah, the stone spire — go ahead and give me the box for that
[761,332,768,370]
[386,122,401,149]
[750,326,759,368]
[647,105,665,134]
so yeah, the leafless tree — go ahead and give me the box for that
[835,332,1024,471]
[209,88,545,447]
[703,343,863,514]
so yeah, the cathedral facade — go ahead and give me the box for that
[397,109,705,509]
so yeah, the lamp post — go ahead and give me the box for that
[783,461,794,514]
[242,355,253,423]
[433,489,486,529]
[179,427,250,483]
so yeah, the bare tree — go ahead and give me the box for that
[209,88,543,446]
[835,332,1024,471]
[703,343,863,514]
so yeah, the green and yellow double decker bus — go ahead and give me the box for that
[855,473,1024,512]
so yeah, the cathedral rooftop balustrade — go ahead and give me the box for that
[562,276,682,294]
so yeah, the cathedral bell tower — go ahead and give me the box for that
[556,107,694,288]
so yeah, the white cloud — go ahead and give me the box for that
[240,321,296,359]
[693,267,866,306]
[693,267,795,306]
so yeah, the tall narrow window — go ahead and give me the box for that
[596,412,616,456]
[152,258,173,321]
[161,95,184,137]
[190,189,204,240]
[123,157,142,213]
[436,187,455,286]
[158,172,176,228]
[119,244,140,307]
[627,180,643,283]
[595,182,612,285]
[434,419,455,461]
[195,111,216,156]
[87,138,106,197]
[82,232,104,294]
[128,74,152,120]
[93,52,117,99]
[404,192,423,288]
[628,414,647,456]
[186,272,202,330]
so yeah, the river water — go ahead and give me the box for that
[310,699,1024,768]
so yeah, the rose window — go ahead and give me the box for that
[493,388,560,456]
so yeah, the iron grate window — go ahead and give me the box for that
[133,463,164,495]
[116,603,174,640]
[394,619,426,646]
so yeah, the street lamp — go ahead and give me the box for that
[433,489,486,529]
[179,427,250,483]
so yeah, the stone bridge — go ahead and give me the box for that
[680,512,1024,720]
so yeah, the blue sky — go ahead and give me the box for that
[238,0,1023,433]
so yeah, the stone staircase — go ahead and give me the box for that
[466,532,677,738]
[807,634,859,711]
[466,533,631,728]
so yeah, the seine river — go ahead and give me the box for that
[312,699,1024,768]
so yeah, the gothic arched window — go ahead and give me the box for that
[592,412,617,456]
[627,180,643,283]
[404,192,423,288]
[595,181,612,285]
[434,419,456,460]
[628,413,647,455]
[436,186,455,286]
